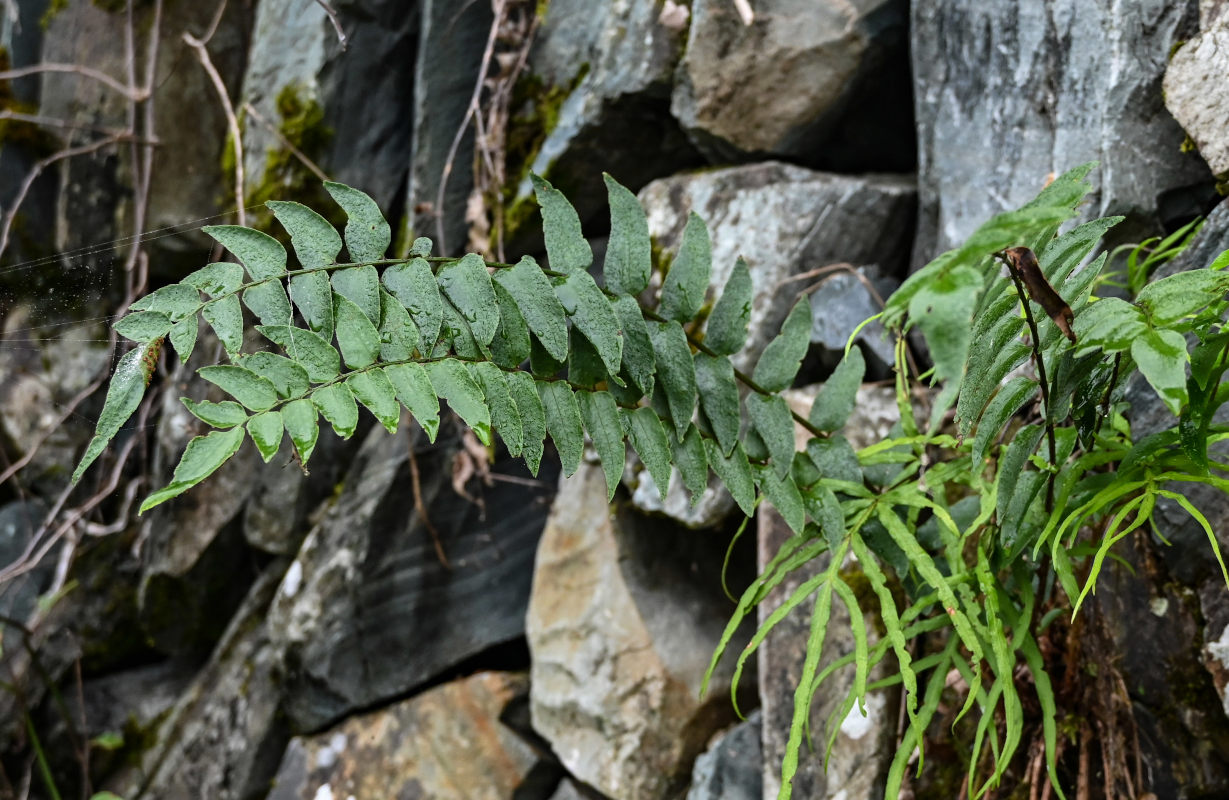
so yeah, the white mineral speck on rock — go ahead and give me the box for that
[839,693,884,740]
[1207,624,1229,716]
[1150,597,1169,617]
[283,560,303,598]
[312,785,333,800]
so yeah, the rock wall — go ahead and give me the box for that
[0,1,1227,799]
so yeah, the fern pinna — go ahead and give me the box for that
[73,166,1229,799]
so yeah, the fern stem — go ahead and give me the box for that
[1005,263,1058,511]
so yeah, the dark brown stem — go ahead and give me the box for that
[1005,262,1057,511]
[407,429,450,569]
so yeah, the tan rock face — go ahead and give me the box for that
[527,464,752,799]
[1164,22,1229,177]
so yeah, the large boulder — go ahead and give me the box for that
[686,711,763,800]
[911,0,1214,262]
[527,464,756,799]
[1164,18,1229,177]
[672,0,913,170]
[268,422,558,732]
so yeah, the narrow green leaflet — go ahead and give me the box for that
[568,327,608,388]
[236,352,309,399]
[694,353,740,456]
[439,253,499,347]
[129,283,200,320]
[704,439,756,516]
[530,336,566,378]
[198,365,278,411]
[139,426,245,512]
[170,318,197,363]
[578,390,624,500]
[243,280,293,326]
[747,392,796,479]
[331,265,382,326]
[346,369,400,433]
[203,225,287,280]
[437,298,483,359]
[1135,269,1229,325]
[247,411,284,462]
[289,272,335,341]
[805,483,845,548]
[384,363,440,442]
[1073,297,1146,351]
[490,282,530,369]
[555,269,623,380]
[426,359,492,445]
[493,256,569,361]
[281,398,319,463]
[182,398,247,428]
[469,362,523,456]
[809,346,865,432]
[201,295,243,356]
[324,181,390,262]
[756,465,805,534]
[378,289,420,361]
[603,173,650,295]
[257,325,340,383]
[660,211,711,323]
[670,424,708,507]
[532,173,592,274]
[498,372,544,477]
[971,375,1037,465]
[753,297,812,392]
[334,294,381,369]
[1131,328,1189,415]
[184,262,244,297]
[538,380,584,477]
[115,311,173,343]
[706,256,753,356]
[410,236,433,257]
[383,257,443,349]
[624,406,672,501]
[267,200,342,269]
[807,435,862,484]
[609,294,655,396]
[312,383,359,439]
[648,320,697,438]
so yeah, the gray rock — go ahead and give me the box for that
[672,0,912,169]
[269,423,558,731]
[1164,21,1229,177]
[0,500,53,623]
[808,265,898,373]
[406,0,493,255]
[687,711,762,800]
[527,464,755,799]
[268,671,545,800]
[912,0,1213,262]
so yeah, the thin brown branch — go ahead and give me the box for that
[242,101,329,182]
[406,429,450,569]
[184,24,246,225]
[313,0,348,50]
[0,62,146,100]
[0,109,149,140]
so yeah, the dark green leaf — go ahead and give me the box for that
[1073,297,1147,351]
[490,282,530,369]
[568,326,609,388]
[139,426,245,512]
[693,353,741,457]
[182,397,247,428]
[493,256,569,361]
[347,369,400,433]
[670,424,708,507]
[203,225,287,280]
[247,411,284,462]
[624,406,672,501]
[282,398,319,463]
[530,335,566,378]
[427,359,492,445]
[706,256,752,356]
[199,365,278,411]
[704,439,756,516]
[115,311,173,343]
[378,288,420,361]
[184,262,244,297]
[755,465,805,535]
[1136,269,1229,326]
[267,200,342,269]
[532,173,591,274]
[129,283,200,320]
[437,297,483,359]
[169,318,198,363]
[312,383,359,439]
[1131,328,1189,415]
[243,280,293,326]
[660,211,711,323]
[578,390,624,500]
[334,294,381,369]
[804,483,845,548]
[238,352,310,398]
[971,375,1037,465]
[331,265,381,326]
[325,181,390,262]
[469,362,523,456]
[996,424,1043,524]
[538,380,584,477]
[257,325,340,383]
[806,435,862,484]
[603,173,650,295]
[648,320,696,438]
[506,370,546,476]
[753,298,811,392]
[289,271,335,341]
[809,347,864,432]
[383,257,443,349]
[439,253,499,347]
[384,363,440,441]
[610,294,655,396]
[201,295,244,356]
[555,269,624,381]
[410,236,433,257]
[747,392,796,479]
